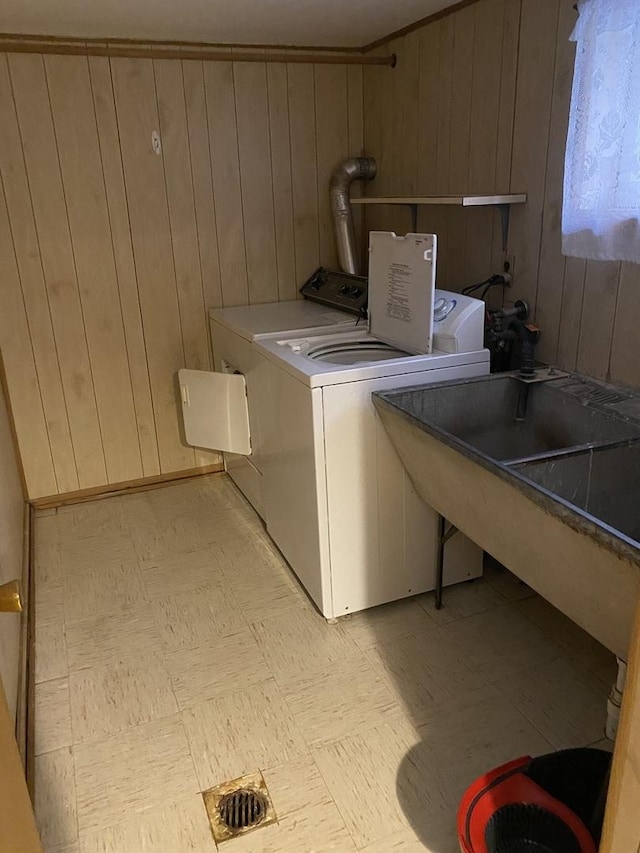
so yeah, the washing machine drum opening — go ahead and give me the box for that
[306,340,412,364]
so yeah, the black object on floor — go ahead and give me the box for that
[457,747,612,853]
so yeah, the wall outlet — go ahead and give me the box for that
[502,255,515,284]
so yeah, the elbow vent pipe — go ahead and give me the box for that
[330,157,377,275]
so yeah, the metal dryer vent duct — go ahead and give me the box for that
[330,157,377,276]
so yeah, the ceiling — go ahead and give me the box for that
[0,0,459,48]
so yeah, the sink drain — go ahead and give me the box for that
[202,771,277,843]
[219,788,267,831]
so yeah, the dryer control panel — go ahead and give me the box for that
[432,289,485,354]
[300,267,368,316]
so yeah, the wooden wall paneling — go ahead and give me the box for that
[233,60,279,303]
[203,59,249,307]
[0,187,57,495]
[111,57,195,472]
[434,18,455,197]
[154,59,210,369]
[182,60,223,318]
[495,0,521,193]
[487,0,521,308]
[88,57,161,478]
[8,54,107,489]
[468,0,503,195]
[362,60,382,185]
[415,206,437,239]
[154,58,220,469]
[431,207,450,291]
[414,25,442,288]
[346,65,364,156]
[448,6,475,193]
[556,257,586,371]
[314,64,349,269]
[367,42,411,236]
[45,55,144,484]
[395,31,420,195]
[447,6,476,290]
[609,263,640,388]
[0,58,76,496]
[362,60,386,243]
[266,62,297,301]
[490,0,522,281]
[371,47,395,199]
[346,64,365,266]
[447,208,472,291]
[462,208,496,289]
[575,262,621,381]
[287,63,320,283]
[432,19,455,289]
[387,39,404,197]
[417,21,440,196]
[533,2,578,365]
[507,0,560,313]
[464,0,505,287]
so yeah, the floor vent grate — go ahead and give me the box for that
[219,788,267,830]
[202,771,277,843]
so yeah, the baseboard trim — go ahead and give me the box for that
[30,463,225,510]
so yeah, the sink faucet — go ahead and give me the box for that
[487,301,540,379]
[487,301,540,421]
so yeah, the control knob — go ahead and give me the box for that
[434,297,456,321]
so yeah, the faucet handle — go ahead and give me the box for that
[514,300,529,320]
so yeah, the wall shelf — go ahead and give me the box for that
[351,194,526,206]
[351,194,527,248]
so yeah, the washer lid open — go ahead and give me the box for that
[368,231,436,355]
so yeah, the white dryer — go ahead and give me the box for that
[252,233,490,618]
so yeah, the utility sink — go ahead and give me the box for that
[383,373,640,464]
[372,371,640,659]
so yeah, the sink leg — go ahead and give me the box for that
[435,515,458,610]
[606,657,627,741]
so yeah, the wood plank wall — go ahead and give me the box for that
[0,50,364,498]
[363,0,640,387]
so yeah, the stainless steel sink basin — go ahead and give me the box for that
[372,370,640,659]
[383,374,640,464]
[514,443,640,544]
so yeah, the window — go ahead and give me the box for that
[563,0,640,263]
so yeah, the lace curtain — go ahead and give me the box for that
[563,0,640,263]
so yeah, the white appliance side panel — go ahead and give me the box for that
[260,363,332,616]
[225,455,264,519]
[178,369,250,455]
[211,320,265,515]
[210,321,264,464]
[323,362,486,616]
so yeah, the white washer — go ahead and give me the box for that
[244,233,489,617]
[254,297,489,618]
[189,300,359,518]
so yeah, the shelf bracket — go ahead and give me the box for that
[497,203,510,252]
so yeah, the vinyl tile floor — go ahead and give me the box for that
[32,474,616,852]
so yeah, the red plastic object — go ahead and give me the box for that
[457,755,597,853]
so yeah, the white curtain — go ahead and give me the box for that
[563,0,640,263]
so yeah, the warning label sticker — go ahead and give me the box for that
[385,263,412,322]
